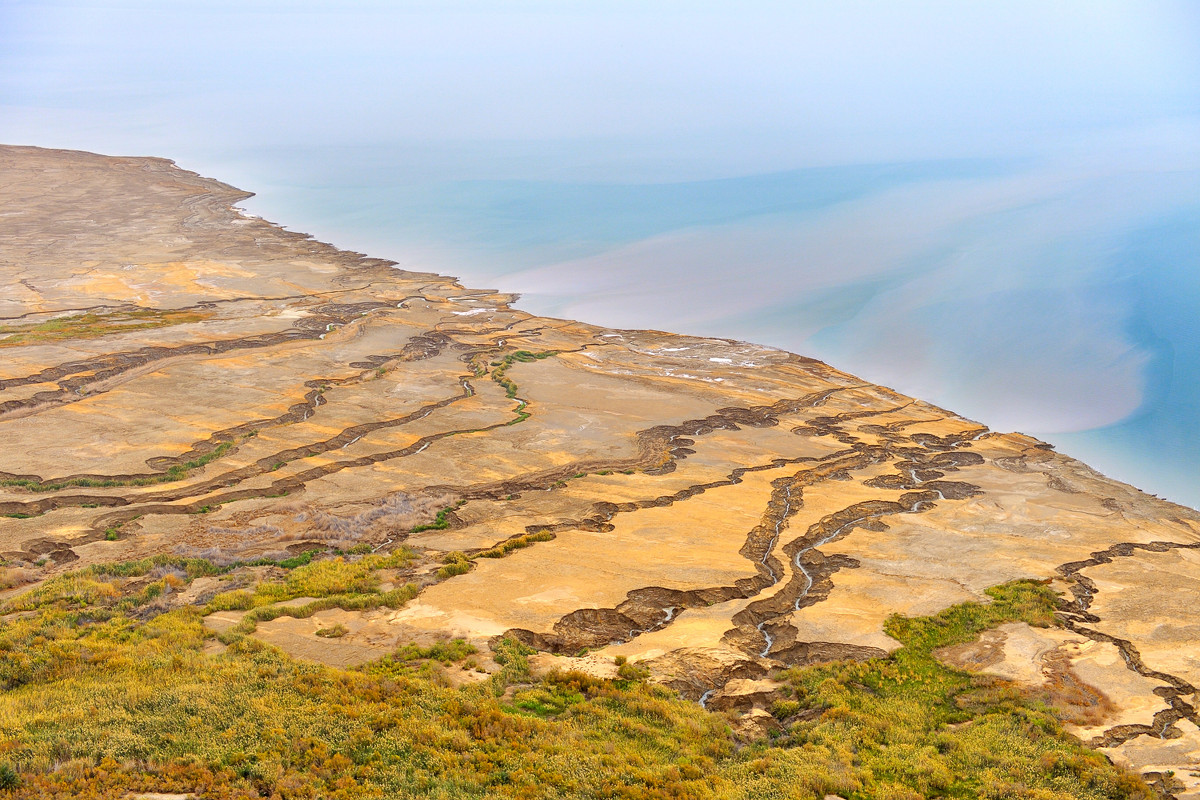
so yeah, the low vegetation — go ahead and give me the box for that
[290,493,454,542]
[0,563,1150,798]
[314,623,348,639]
[476,531,555,559]
[2,439,240,493]
[490,350,556,399]
[206,549,419,642]
[0,308,209,348]
[409,499,466,533]
[0,566,34,592]
[462,349,555,427]
[388,638,477,665]
[435,551,472,579]
[732,581,1152,799]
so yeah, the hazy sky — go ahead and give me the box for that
[2,1,1199,506]
[3,1,1199,177]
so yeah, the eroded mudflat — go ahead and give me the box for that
[3,144,1199,791]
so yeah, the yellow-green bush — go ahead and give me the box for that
[253,549,414,604]
[750,581,1153,800]
[435,551,471,580]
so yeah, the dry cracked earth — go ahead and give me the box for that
[2,144,1199,795]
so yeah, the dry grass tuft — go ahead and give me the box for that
[288,492,455,543]
[0,566,36,591]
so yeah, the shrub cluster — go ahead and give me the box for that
[476,531,555,559]
[0,562,1153,800]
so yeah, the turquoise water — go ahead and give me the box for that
[1054,211,1200,506]
[239,156,1200,509]
[222,153,1008,269]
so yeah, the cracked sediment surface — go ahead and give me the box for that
[4,144,1200,792]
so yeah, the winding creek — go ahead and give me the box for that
[701,460,958,706]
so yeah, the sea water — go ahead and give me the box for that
[232,149,1200,509]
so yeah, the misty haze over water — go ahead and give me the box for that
[2,1,1198,507]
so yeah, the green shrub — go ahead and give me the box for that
[616,661,650,682]
[476,531,554,559]
[436,552,471,579]
[0,763,20,789]
[314,624,348,639]
[770,699,802,720]
[411,501,465,533]
[389,639,477,664]
[204,590,254,613]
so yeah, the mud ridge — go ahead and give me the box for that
[8,356,552,559]
[0,301,401,421]
[0,380,475,514]
[730,491,943,661]
[430,389,865,503]
[722,426,985,662]
[503,450,886,655]
[1055,540,1200,747]
[499,421,986,663]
